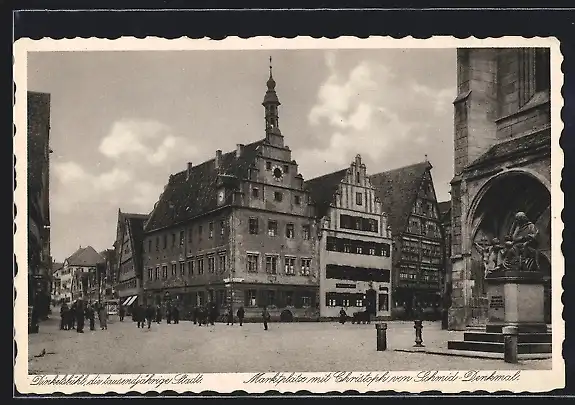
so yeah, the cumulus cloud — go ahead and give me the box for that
[99,119,198,166]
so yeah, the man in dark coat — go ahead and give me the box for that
[69,301,77,330]
[155,304,162,323]
[136,304,145,328]
[119,304,125,322]
[172,305,180,324]
[60,303,69,330]
[75,300,85,333]
[262,306,271,331]
[145,304,155,329]
[339,307,348,324]
[165,304,172,324]
[208,302,217,325]
[86,303,96,331]
[226,305,234,325]
[236,306,245,326]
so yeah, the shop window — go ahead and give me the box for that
[246,289,257,307]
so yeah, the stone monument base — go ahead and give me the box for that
[448,270,551,354]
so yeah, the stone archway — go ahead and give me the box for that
[466,170,551,312]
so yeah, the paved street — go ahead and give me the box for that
[27,315,551,374]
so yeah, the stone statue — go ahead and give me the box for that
[474,237,503,278]
[510,211,540,271]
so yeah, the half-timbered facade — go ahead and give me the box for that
[371,161,445,319]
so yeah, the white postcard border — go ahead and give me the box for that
[13,35,565,394]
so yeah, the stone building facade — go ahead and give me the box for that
[371,162,445,320]
[142,67,319,321]
[448,47,551,329]
[66,246,105,301]
[306,155,393,319]
[27,91,52,325]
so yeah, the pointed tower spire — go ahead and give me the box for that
[262,56,283,147]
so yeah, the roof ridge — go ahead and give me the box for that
[304,167,348,184]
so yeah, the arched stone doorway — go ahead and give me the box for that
[468,170,551,323]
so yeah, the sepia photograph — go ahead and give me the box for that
[14,36,564,394]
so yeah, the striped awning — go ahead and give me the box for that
[121,295,137,306]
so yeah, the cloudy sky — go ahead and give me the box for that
[28,48,456,262]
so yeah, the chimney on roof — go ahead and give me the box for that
[186,162,193,180]
[236,144,244,158]
[215,149,222,169]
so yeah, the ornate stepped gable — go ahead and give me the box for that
[144,139,265,232]
[303,168,349,218]
[369,161,433,238]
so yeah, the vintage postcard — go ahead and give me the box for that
[14,36,564,394]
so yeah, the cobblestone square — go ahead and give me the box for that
[27,316,552,374]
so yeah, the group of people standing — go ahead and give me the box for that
[129,303,181,329]
[59,300,108,333]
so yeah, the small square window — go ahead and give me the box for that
[294,195,301,205]
[266,161,272,170]
[274,192,283,202]
[283,164,289,174]
[252,187,259,198]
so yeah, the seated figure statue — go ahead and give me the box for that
[508,212,540,271]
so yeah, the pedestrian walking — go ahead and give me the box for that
[136,304,145,328]
[262,306,271,331]
[208,302,217,325]
[236,306,245,326]
[192,306,198,325]
[60,303,69,330]
[98,302,108,330]
[339,308,348,325]
[70,301,77,330]
[155,304,162,323]
[173,305,180,324]
[145,304,154,329]
[86,304,95,331]
[166,304,172,324]
[119,304,125,322]
[226,305,234,325]
[75,300,85,333]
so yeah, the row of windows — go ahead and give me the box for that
[326,237,391,257]
[244,289,313,308]
[412,199,439,219]
[325,292,389,311]
[246,253,312,276]
[325,264,391,283]
[407,217,442,238]
[340,214,379,233]
[248,218,311,239]
[146,221,227,253]
[251,186,302,205]
[146,254,227,281]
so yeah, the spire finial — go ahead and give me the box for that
[269,56,273,78]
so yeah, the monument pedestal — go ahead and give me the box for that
[448,270,551,354]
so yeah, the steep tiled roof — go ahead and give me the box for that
[145,139,265,232]
[67,246,105,267]
[466,130,550,169]
[370,161,431,236]
[304,169,348,219]
[438,200,451,216]
[51,262,63,276]
[438,200,451,224]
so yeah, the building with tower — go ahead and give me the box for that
[305,155,393,320]
[448,47,551,329]
[370,161,445,320]
[142,61,320,321]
